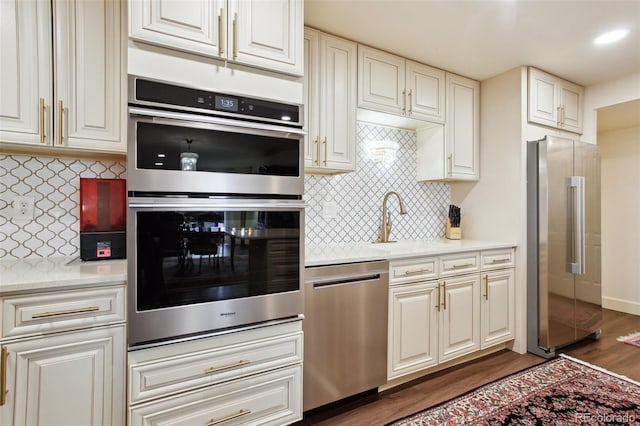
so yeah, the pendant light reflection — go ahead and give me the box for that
[180,138,199,171]
[365,140,399,165]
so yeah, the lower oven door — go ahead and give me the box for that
[127,197,305,347]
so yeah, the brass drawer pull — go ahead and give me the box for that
[490,258,510,264]
[0,346,7,406]
[31,306,100,319]
[204,359,250,375]
[404,268,432,276]
[451,263,474,270]
[207,409,251,426]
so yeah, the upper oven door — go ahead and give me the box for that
[127,107,305,196]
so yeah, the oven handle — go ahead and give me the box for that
[128,198,307,210]
[129,107,306,136]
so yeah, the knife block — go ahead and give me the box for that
[446,219,461,240]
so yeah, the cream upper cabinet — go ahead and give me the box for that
[358,45,445,123]
[528,67,584,134]
[129,0,304,76]
[304,28,357,174]
[0,0,125,153]
[417,73,479,181]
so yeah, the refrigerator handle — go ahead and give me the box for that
[569,176,585,274]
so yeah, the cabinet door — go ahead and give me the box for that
[0,0,52,146]
[439,274,480,363]
[528,67,560,128]
[0,325,125,426]
[559,81,584,134]
[55,0,125,152]
[358,45,405,115]
[318,34,357,172]
[481,269,515,348]
[303,28,320,168]
[388,282,438,379]
[129,0,223,57]
[406,61,445,123]
[229,0,303,76]
[446,73,479,180]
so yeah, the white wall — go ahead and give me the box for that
[598,126,640,315]
[582,72,640,144]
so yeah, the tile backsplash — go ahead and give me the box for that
[304,123,450,244]
[1,154,126,259]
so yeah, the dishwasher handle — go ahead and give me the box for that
[308,273,383,288]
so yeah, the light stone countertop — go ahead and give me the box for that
[305,239,516,267]
[0,257,127,295]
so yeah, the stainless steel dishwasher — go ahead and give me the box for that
[303,260,389,411]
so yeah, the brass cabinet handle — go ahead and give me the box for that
[490,258,510,264]
[402,89,406,114]
[39,98,46,143]
[408,89,412,114]
[436,283,441,312]
[484,274,489,300]
[447,154,452,176]
[31,306,100,319]
[314,137,319,165]
[404,268,431,276]
[561,104,566,127]
[557,105,563,127]
[323,137,328,165]
[218,9,224,56]
[442,281,447,310]
[0,346,7,406]
[58,100,64,145]
[207,409,251,426]
[204,359,250,375]
[232,13,238,60]
[451,263,474,270]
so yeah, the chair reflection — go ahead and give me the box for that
[184,231,225,273]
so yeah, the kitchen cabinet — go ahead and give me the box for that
[129,0,303,76]
[0,285,126,425]
[0,0,125,153]
[388,248,513,381]
[480,249,516,348]
[417,73,480,181]
[128,319,303,425]
[357,45,445,123]
[303,28,357,173]
[528,67,584,134]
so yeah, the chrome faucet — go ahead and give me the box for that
[379,191,407,242]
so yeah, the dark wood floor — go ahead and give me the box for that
[298,308,640,426]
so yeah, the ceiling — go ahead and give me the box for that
[304,0,640,87]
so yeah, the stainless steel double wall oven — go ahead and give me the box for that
[127,76,305,347]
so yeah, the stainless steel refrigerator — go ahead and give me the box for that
[527,136,602,358]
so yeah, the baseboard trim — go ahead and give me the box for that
[603,297,640,315]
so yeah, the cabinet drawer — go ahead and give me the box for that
[129,365,302,426]
[390,257,438,285]
[481,249,515,270]
[439,252,479,276]
[129,331,303,404]
[1,286,125,339]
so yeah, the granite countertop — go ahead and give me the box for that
[305,239,516,267]
[0,257,127,295]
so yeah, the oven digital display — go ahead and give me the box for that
[215,95,239,112]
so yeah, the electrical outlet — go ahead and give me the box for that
[13,196,35,221]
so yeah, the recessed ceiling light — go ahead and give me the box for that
[594,29,629,45]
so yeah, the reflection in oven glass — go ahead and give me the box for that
[136,210,300,311]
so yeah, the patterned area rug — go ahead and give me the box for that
[617,331,640,348]
[388,355,640,426]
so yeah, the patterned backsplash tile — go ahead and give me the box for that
[1,154,126,259]
[304,123,450,244]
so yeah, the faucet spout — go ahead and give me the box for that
[380,191,408,242]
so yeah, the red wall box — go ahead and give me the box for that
[79,178,126,260]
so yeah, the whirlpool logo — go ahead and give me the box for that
[220,312,237,317]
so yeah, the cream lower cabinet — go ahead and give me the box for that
[388,249,513,382]
[128,319,303,425]
[0,284,126,425]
